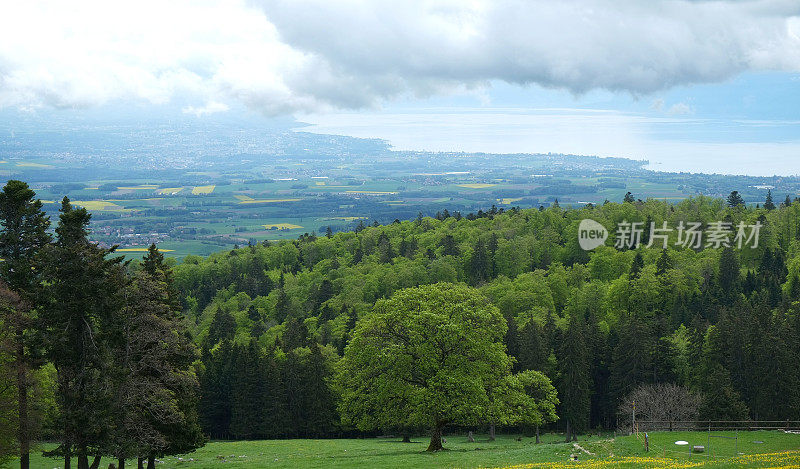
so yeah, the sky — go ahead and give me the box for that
[1,0,800,175]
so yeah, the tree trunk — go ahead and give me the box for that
[64,456,71,469]
[16,331,29,469]
[565,420,571,443]
[146,455,155,469]
[401,433,411,443]
[427,422,445,452]
[89,454,101,469]
[535,425,540,444]
[137,458,143,469]
[489,423,496,441]
[118,458,126,469]
[78,445,89,469]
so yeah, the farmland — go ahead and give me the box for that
[16,431,800,468]
[3,114,800,259]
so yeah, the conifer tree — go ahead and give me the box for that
[40,197,127,469]
[764,190,776,211]
[655,249,672,276]
[0,180,51,469]
[609,314,653,404]
[558,315,591,442]
[207,307,236,346]
[727,191,745,207]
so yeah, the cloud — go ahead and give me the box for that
[182,101,230,117]
[1,0,799,114]
[667,102,694,116]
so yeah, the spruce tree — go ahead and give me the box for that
[230,340,265,439]
[655,249,672,276]
[469,240,490,285]
[764,190,776,211]
[0,180,51,469]
[609,314,653,404]
[727,191,745,207]
[207,307,236,346]
[40,197,127,469]
[558,315,591,441]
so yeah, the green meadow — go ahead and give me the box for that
[18,431,800,468]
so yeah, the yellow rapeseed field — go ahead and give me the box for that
[71,200,131,211]
[191,185,216,194]
[498,197,523,204]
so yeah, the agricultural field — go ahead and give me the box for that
[3,119,799,260]
[18,431,800,468]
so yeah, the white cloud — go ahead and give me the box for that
[0,0,799,114]
[182,100,230,117]
[667,102,694,115]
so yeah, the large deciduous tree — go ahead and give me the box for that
[337,283,515,451]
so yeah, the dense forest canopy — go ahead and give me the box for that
[3,180,800,465]
[177,194,800,438]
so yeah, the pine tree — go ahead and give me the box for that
[609,314,653,404]
[718,247,740,306]
[439,234,459,256]
[517,320,548,373]
[207,307,236,346]
[764,190,776,211]
[469,240,490,285]
[655,249,672,276]
[629,252,644,279]
[112,266,204,468]
[40,197,127,469]
[0,180,51,469]
[377,233,394,263]
[623,192,635,203]
[727,191,745,207]
[198,341,233,438]
[558,315,591,441]
[300,345,338,436]
[315,279,333,311]
[230,340,265,439]
[282,317,309,352]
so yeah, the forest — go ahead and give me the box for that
[2,179,800,467]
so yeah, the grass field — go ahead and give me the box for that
[18,431,800,468]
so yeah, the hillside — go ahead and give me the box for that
[173,195,800,439]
